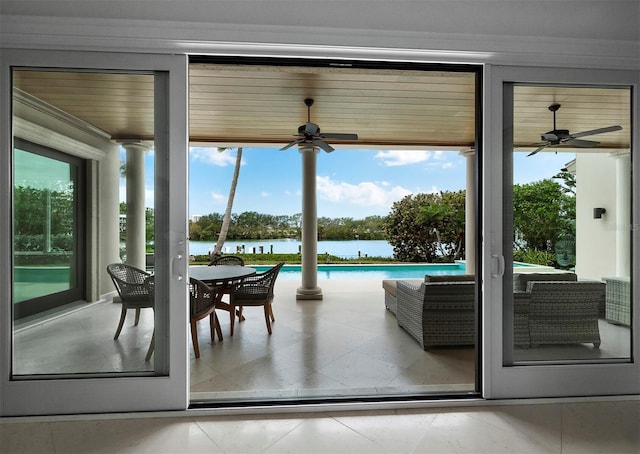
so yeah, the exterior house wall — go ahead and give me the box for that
[575,154,618,280]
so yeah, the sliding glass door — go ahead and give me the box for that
[13,139,85,320]
[0,50,189,416]
[485,65,639,398]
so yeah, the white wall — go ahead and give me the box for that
[575,154,618,280]
[1,1,638,69]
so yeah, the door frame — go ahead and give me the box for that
[483,64,639,399]
[0,50,189,416]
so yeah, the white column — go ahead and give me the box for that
[614,151,631,276]
[460,148,476,275]
[121,141,149,271]
[297,145,322,300]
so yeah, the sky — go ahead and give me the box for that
[121,146,574,220]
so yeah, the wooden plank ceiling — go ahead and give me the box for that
[12,65,631,152]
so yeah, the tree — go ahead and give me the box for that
[213,147,242,256]
[512,179,575,253]
[385,191,466,262]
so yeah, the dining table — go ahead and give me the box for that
[189,265,257,329]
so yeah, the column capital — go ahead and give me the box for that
[609,150,631,159]
[118,140,152,153]
[298,144,320,154]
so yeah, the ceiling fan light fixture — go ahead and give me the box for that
[280,98,358,152]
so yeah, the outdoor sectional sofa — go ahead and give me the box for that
[383,272,605,350]
[602,277,631,326]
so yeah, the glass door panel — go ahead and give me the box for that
[1,50,188,416]
[11,70,158,377]
[507,84,632,364]
[485,65,639,399]
[13,142,84,319]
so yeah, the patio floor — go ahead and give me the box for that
[11,279,477,402]
[12,278,630,403]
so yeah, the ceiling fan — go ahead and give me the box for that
[526,103,622,157]
[280,98,358,153]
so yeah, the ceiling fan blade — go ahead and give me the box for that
[527,145,548,157]
[570,125,622,139]
[320,132,358,140]
[313,139,335,153]
[280,140,301,151]
[563,138,599,148]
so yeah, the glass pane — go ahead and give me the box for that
[13,148,76,304]
[509,84,632,363]
[11,69,159,376]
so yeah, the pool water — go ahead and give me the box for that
[253,263,468,280]
[253,261,538,280]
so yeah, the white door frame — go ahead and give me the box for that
[0,50,189,415]
[483,64,640,399]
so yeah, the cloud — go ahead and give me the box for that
[189,147,243,167]
[260,191,270,197]
[210,191,225,203]
[317,175,412,208]
[374,150,437,167]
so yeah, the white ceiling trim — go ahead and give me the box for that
[1,15,638,70]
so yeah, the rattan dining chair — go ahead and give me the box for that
[208,255,245,266]
[229,262,284,335]
[107,263,154,340]
[189,278,223,358]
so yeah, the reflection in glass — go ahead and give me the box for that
[510,84,632,363]
[14,149,76,305]
[11,69,156,377]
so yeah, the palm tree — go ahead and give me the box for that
[212,147,242,256]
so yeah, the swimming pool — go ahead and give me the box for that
[253,262,538,280]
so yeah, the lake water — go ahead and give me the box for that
[189,239,394,259]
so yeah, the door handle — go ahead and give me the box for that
[491,254,505,278]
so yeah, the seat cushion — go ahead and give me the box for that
[424,274,475,283]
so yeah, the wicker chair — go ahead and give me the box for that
[143,276,155,361]
[527,281,604,348]
[229,262,284,335]
[603,277,630,326]
[208,255,245,266]
[189,278,222,358]
[396,280,476,350]
[107,263,154,340]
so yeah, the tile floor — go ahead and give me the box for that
[1,399,639,453]
[12,277,631,404]
[5,277,639,452]
[12,279,477,400]
[190,278,476,401]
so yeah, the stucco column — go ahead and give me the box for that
[297,145,322,300]
[613,151,631,276]
[459,148,476,274]
[121,141,149,271]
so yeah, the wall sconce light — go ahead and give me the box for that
[593,207,606,219]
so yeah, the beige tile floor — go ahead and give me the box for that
[5,277,639,452]
[12,279,477,399]
[2,399,639,453]
[12,277,630,404]
[190,278,476,401]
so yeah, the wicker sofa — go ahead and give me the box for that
[396,280,476,350]
[522,281,605,348]
[385,272,604,350]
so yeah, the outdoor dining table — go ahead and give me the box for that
[189,265,256,327]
